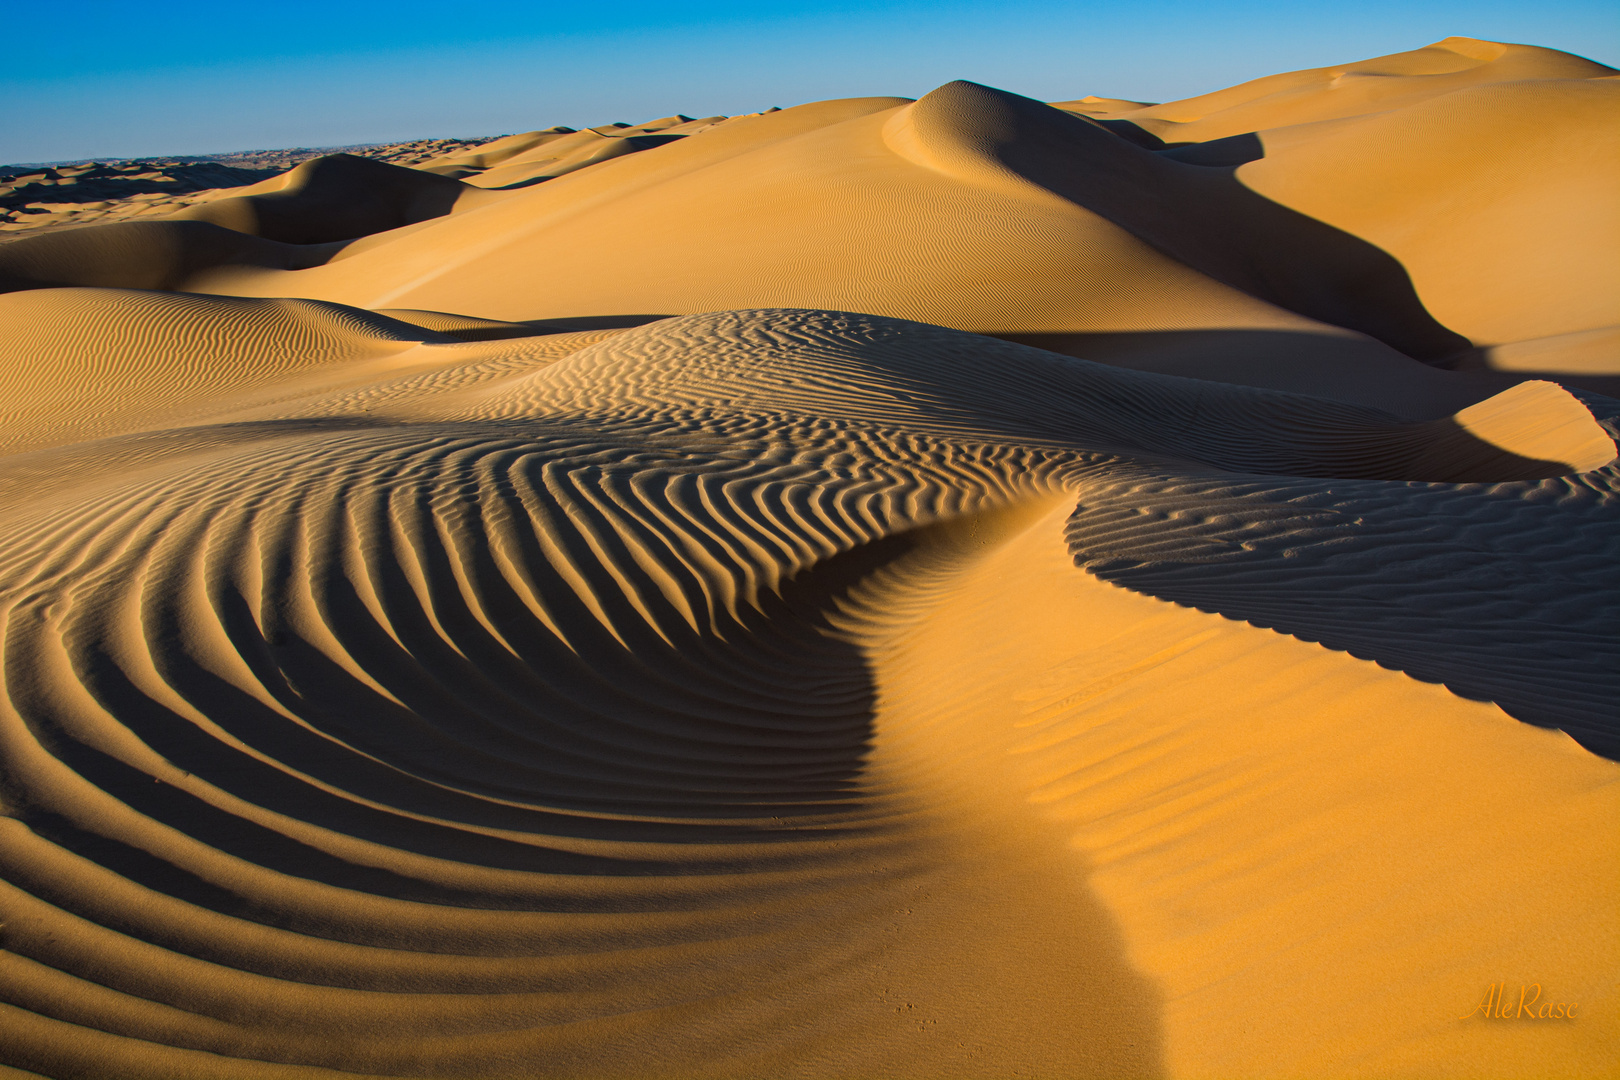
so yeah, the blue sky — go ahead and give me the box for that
[3,0,1616,162]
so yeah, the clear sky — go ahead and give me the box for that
[3,0,1616,163]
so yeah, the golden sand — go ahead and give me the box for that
[0,36,1615,1078]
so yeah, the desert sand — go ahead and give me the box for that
[0,35,1615,1078]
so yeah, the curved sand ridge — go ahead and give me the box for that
[0,306,1616,1076]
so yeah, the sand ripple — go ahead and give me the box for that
[0,307,1614,1074]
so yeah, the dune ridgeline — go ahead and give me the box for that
[0,36,1616,1079]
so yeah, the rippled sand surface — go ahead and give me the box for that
[0,36,1616,1079]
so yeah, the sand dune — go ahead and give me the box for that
[0,37,1615,1079]
[0,160,276,234]
[169,154,493,245]
[1058,36,1616,140]
[0,139,498,237]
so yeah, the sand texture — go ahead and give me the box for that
[0,36,1616,1079]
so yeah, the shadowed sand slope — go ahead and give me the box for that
[0,36,1617,1080]
[170,154,494,245]
[0,220,339,294]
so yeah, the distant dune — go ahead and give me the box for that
[0,37,1615,1079]
[0,138,501,236]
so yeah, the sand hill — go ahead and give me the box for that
[0,138,502,237]
[0,36,1614,1079]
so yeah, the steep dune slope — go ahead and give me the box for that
[1055,37,1620,368]
[186,95,1292,336]
[884,80,1468,359]
[192,90,1401,361]
[1237,79,1620,345]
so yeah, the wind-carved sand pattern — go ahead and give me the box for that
[0,37,1617,1080]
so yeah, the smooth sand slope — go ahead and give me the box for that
[0,37,1616,1080]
